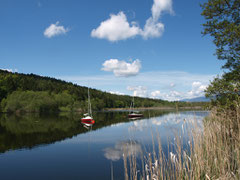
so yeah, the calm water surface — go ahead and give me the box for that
[0,110,208,180]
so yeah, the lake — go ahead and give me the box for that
[0,110,208,180]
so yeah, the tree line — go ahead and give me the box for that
[0,70,206,113]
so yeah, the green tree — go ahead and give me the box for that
[202,0,240,103]
[202,0,240,73]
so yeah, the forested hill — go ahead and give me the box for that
[0,70,202,113]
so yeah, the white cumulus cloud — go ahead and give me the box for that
[141,18,165,39]
[109,91,124,95]
[151,90,183,101]
[102,59,141,77]
[141,0,173,39]
[150,82,208,101]
[91,0,174,42]
[151,90,161,98]
[187,81,207,98]
[91,12,140,42]
[151,0,174,20]
[44,21,69,38]
[164,91,182,101]
[127,86,147,97]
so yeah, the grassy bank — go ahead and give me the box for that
[123,104,240,179]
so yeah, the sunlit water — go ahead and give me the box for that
[0,110,208,180]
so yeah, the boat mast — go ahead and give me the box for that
[88,87,92,117]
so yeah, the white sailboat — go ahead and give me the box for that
[81,88,95,123]
[128,96,143,118]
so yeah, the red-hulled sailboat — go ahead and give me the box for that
[81,88,94,124]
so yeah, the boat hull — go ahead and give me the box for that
[81,118,95,124]
[128,114,143,118]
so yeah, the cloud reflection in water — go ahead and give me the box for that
[103,141,142,161]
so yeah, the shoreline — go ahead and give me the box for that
[0,106,205,114]
[104,106,205,111]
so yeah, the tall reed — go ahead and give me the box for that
[124,105,240,179]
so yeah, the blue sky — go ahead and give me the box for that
[0,0,224,100]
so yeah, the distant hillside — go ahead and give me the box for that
[0,70,206,113]
[0,70,173,113]
[182,96,210,102]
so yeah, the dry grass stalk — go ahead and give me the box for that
[124,104,240,179]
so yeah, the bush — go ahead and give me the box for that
[2,91,77,113]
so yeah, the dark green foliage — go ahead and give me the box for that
[205,75,240,108]
[201,3,240,177]
[202,0,240,106]
[0,70,204,113]
[201,0,240,73]
[3,91,58,113]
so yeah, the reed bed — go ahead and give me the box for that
[123,105,240,179]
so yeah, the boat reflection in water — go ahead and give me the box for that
[128,96,143,118]
[128,116,143,121]
[81,119,95,130]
